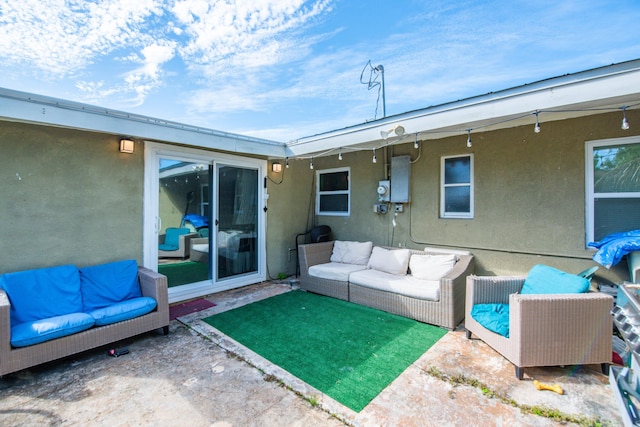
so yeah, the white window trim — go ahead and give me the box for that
[440,154,474,219]
[316,167,350,217]
[585,135,640,245]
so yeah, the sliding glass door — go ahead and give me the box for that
[144,143,266,303]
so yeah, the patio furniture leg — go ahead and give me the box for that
[515,366,524,380]
[163,326,169,335]
[465,329,472,339]
[601,363,609,376]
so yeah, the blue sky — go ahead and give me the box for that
[0,0,638,142]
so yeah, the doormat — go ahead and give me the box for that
[203,291,447,412]
[170,298,216,320]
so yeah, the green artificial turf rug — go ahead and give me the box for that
[203,290,447,412]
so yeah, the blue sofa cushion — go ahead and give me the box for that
[87,297,157,326]
[80,260,142,312]
[521,264,590,295]
[159,227,191,251]
[10,312,95,348]
[471,303,510,338]
[0,264,83,326]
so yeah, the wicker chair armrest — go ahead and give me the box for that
[138,266,168,305]
[510,292,613,356]
[466,275,525,306]
[298,241,335,277]
[0,290,10,353]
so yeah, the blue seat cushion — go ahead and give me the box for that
[87,297,157,326]
[471,303,510,338]
[521,264,590,295]
[0,264,83,326]
[10,312,95,348]
[80,260,142,312]
[159,228,190,251]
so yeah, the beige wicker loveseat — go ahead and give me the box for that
[0,264,169,376]
[465,274,612,379]
[298,241,474,329]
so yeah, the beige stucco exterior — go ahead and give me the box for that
[1,108,638,286]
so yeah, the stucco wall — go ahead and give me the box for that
[0,121,143,271]
[284,111,639,283]
[2,109,638,286]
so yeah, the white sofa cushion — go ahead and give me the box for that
[349,269,440,301]
[410,254,457,280]
[308,262,368,282]
[367,247,411,276]
[330,240,373,265]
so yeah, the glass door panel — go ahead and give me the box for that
[157,158,211,288]
[216,164,258,280]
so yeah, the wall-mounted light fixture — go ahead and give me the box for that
[272,162,282,173]
[119,138,135,153]
[380,124,405,139]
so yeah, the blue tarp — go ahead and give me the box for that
[588,230,640,269]
[183,214,209,229]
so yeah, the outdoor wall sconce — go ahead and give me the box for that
[119,138,135,153]
[272,162,282,173]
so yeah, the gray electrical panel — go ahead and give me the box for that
[391,155,411,203]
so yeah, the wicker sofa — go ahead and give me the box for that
[0,262,169,376]
[298,241,474,329]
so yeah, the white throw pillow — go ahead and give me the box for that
[367,247,411,275]
[330,241,373,265]
[410,254,457,280]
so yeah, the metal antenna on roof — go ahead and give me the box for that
[360,60,386,119]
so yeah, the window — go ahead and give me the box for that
[586,136,640,243]
[316,167,350,216]
[441,154,474,218]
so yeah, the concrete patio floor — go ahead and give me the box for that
[0,282,624,426]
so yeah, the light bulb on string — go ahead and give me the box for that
[285,157,289,168]
[372,148,377,163]
[466,129,472,148]
[310,158,314,170]
[622,107,630,130]
[414,133,419,149]
[338,149,343,161]
[534,111,541,133]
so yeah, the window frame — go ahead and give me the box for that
[585,135,640,245]
[440,154,474,219]
[316,167,350,217]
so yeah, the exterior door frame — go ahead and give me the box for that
[143,142,267,303]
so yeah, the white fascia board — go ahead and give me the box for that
[287,60,640,158]
[0,88,286,158]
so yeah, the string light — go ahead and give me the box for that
[285,157,289,168]
[622,107,630,130]
[310,158,314,169]
[284,104,636,163]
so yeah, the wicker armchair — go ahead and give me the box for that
[465,275,613,379]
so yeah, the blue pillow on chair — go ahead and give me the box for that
[521,264,590,295]
[471,304,510,338]
[159,227,190,251]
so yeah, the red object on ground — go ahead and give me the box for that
[170,299,216,320]
[612,351,624,366]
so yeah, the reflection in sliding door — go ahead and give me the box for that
[216,165,258,280]
[157,159,211,288]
